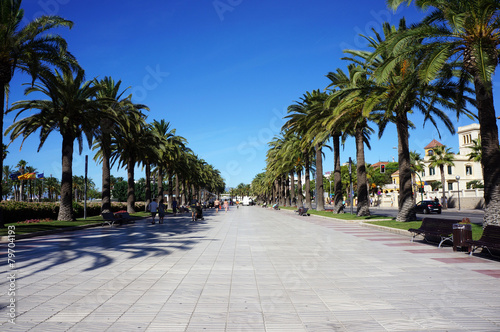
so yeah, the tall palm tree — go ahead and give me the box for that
[325,65,374,216]
[386,0,500,225]
[0,0,75,224]
[109,103,149,213]
[429,145,455,208]
[92,77,131,213]
[350,19,473,221]
[7,67,101,220]
[410,150,424,201]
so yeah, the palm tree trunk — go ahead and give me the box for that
[396,110,416,222]
[333,134,344,213]
[101,120,112,213]
[474,77,500,226]
[290,171,295,206]
[57,133,74,221]
[157,168,164,203]
[440,165,446,208]
[145,162,152,212]
[168,173,174,210]
[297,169,303,207]
[127,158,136,213]
[175,174,179,202]
[315,144,325,211]
[355,127,370,216]
[304,152,312,209]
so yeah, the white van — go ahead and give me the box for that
[242,197,251,206]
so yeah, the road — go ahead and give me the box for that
[318,203,485,224]
[369,207,485,224]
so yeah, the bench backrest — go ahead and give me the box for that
[101,212,115,220]
[480,225,500,242]
[421,218,459,233]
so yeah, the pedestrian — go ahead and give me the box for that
[214,198,220,213]
[190,195,198,221]
[148,199,158,224]
[224,199,229,212]
[172,198,177,216]
[158,201,165,223]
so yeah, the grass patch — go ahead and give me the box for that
[366,220,484,240]
[0,211,150,237]
[279,206,393,220]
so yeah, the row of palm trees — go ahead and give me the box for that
[255,0,500,226]
[0,0,225,224]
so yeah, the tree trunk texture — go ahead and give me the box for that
[315,144,325,211]
[157,169,164,203]
[297,170,303,207]
[57,134,75,221]
[290,171,295,206]
[333,134,344,213]
[304,152,312,209]
[355,127,370,216]
[100,118,113,213]
[145,162,152,212]
[474,76,500,226]
[396,110,416,222]
[127,158,136,213]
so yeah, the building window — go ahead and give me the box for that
[466,165,472,175]
[428,150,434,156]
[448,165,453,175]
[448,182,453,190]
[422,169,425,177]
[429,167,435,176]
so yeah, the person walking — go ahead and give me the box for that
[190,195,198,221]
[158,201,165,223]
[214,198,220,213]
[172,198,177,216]
[223,199,229,213]
[148,199,158,224]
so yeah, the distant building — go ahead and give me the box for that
[420,123,483,192]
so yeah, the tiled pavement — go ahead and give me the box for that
[1,206,500,331]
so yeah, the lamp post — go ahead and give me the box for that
[456,175,461,210]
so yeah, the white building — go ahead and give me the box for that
[420,123,483,193]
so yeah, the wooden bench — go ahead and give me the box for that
[101,212,134,227]
[408,217,459,247]
[466,225,500,256]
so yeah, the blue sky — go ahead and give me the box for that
[4,0,487,190]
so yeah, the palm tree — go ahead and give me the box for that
[467,139,482,163]
[349,19,473,221]
[109,103,149,213]
[325,65,374,216]
[0,0,75,225]
[6,67,102,220]
[386,0,500,225]
[410,151,424,201]
[429,145,455,208]
[92,77,131,213]
[15,159,27,201]
[45,176,60,201]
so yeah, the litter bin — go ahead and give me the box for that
[453,223,472,252]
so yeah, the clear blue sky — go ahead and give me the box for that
[4,0,489,190]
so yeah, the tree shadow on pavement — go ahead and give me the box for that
[4,214,218,279]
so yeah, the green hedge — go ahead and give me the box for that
[1,201,146,223]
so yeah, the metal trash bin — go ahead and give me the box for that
[453,223,472,252]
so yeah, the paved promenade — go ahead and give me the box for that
[1,206,500,331]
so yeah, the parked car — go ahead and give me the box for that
[414,200,442,214]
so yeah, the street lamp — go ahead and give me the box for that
[456,175,461,210]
